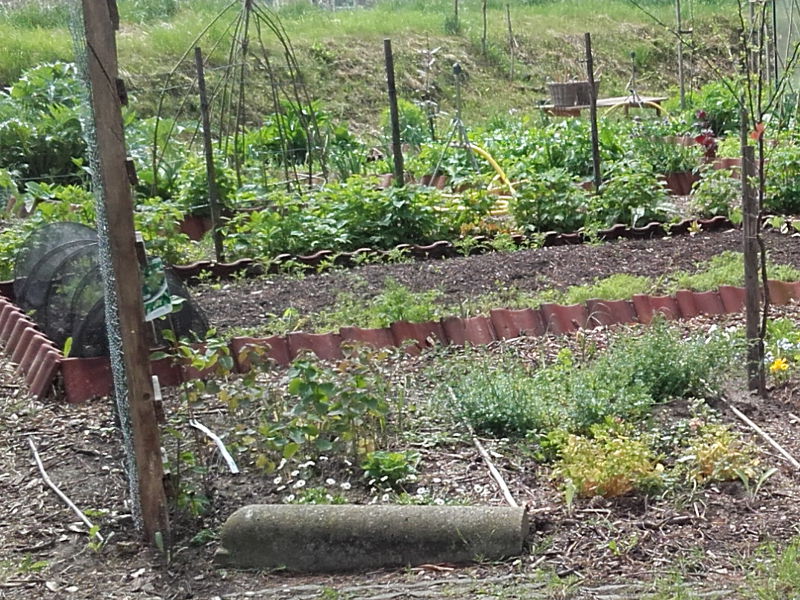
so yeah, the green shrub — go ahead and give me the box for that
[254,352,391,469]
[592,161,671,227]
[449,361,569,437]
[511,167,589,232]
[0,62,86,183]
[691,166,740,217]
[552,419,663,498]
[361,450,420,490]
[594,318,739,404]
[447,321,739,439]
[380,98,430,148]
[765,142,800,214]
[174,154,237,216]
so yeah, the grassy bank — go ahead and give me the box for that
[1,0,735,130]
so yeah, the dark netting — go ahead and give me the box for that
[14,222,98,314]
[14,222,208,357]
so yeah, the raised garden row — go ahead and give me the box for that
[173,215,732,279]
[1,278,797,404]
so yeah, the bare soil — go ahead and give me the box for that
[3,229,800,599]
[193,229,800,333]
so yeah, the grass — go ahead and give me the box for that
[744,537,800,599]
[0,0,737,130]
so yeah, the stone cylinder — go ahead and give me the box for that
[215,504,528,572]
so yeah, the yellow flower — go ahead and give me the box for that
[770,357,790,374]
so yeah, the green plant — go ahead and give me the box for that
[380,98,430,148]
[361,450,421,490]
[551,418,663,498]
[255,348,392,469]
[290,486,348,504]
[447,320,739,440]
[318,278,442,331]
[447,352,570,437]
[593,161,672,228]
[745,538,800,599]
[562,273,652,305]
[765,141,800,214]
[690,166,740,217]
[631,135,702,174]
[0,62,86,183]
[174,153,237,216]
[510,167,589,233]
[667,251,800,292]
[134,196,195,265]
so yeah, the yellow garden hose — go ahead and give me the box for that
[602,100,667,117]
[466,143,516,197]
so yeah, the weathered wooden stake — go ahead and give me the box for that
[676,0,686,109]
[194,47,225,263]
[81,0,169,545]
[482,0,488,56]
[506,4,515,80]
[584,32,602,193]
[741,108,765,394]
[383,39,404,187]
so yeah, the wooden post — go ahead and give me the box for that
[584,33,602,193]
[194,47,225,263]
[383,39,404,187]
[482,0,488,56]
[81,0,169,544]
[676,0,686,109]
[454,0,459,32]
[771,0,779,84]
[506,4,515,80]
[741,108,764,394]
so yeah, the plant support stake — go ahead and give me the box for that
[80,0,170,545]
[741,108,765,394]
[584,32,602,192]
[506,5,515,80]
[195,46,225,263]
[383,39,405,187]
[675,0,686,109]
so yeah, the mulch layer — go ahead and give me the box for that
[3,229,800,599]
[193,229,800,333]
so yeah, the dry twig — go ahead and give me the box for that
[189,419,240,474]
[447,387,518,507]
[26,436,104,543]
[723,398,800,470]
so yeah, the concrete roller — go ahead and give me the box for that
[215,504,528,572]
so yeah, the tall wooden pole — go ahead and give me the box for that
[194,47,225,263]
[741,108,765,395]
[584,33,602,193]
[506,5,515,80]
[482,0,488,56]
[383,39,405,187]
[676,0,686,109]
[81,0,169,544]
